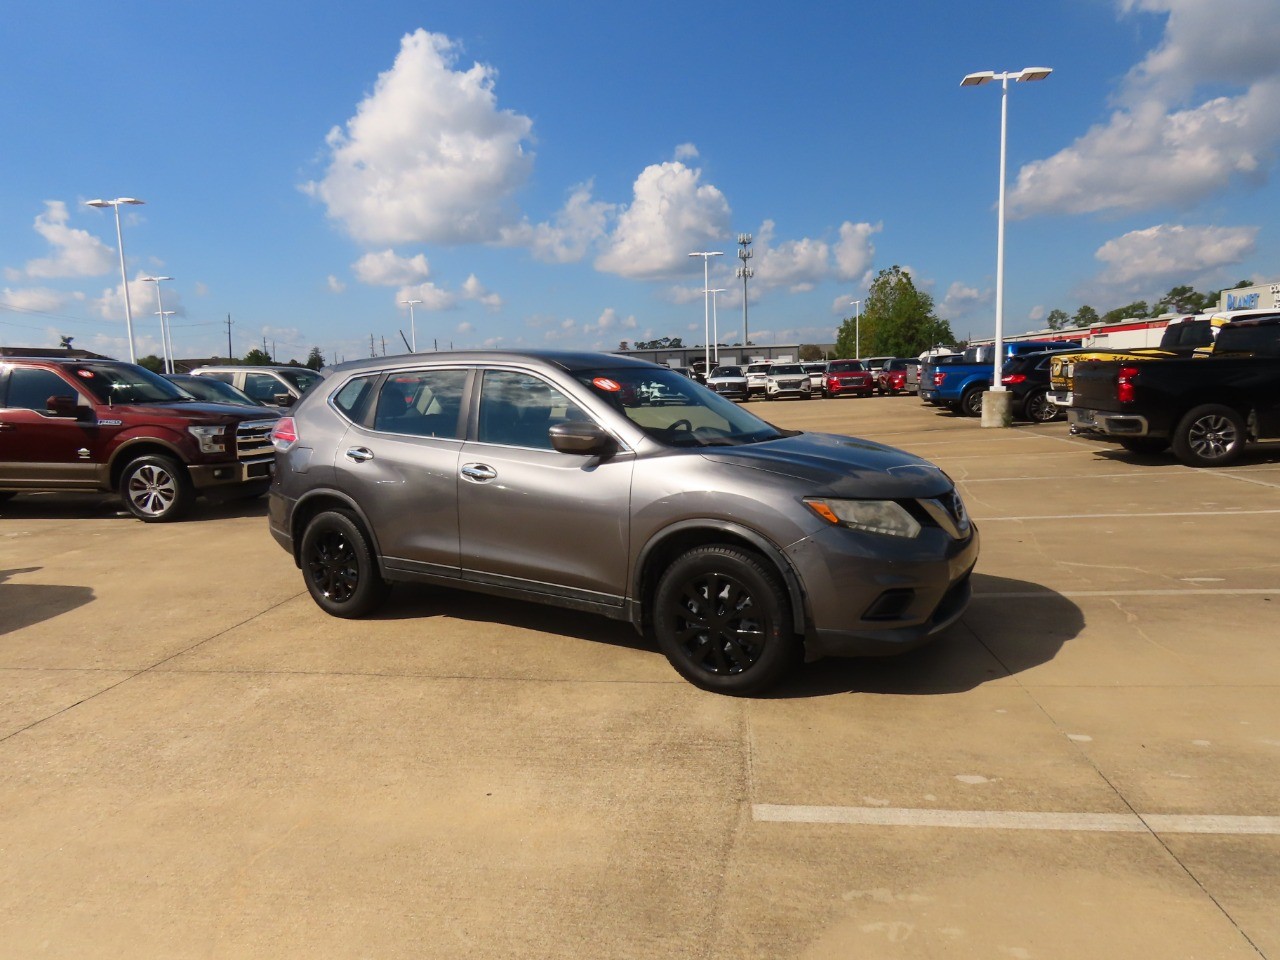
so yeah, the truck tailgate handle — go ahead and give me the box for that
[345,446,374,463]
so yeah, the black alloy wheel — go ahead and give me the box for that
[1172,404,1247,467]
[960,387,985,418]
[1024,389,1060,423]
[653,545,799,695]
[300,509,390,617]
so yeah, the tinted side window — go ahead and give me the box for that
[200,371,235,385]
[477,370,583,450]
[373,369,467,438]
[244,373,285,402]
[331,375,377,422]
[4,368,74,411]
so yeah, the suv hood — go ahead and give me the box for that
[701,432,952,498]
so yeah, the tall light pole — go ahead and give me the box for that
[85,197,145,363]
[142,276,174,373]
[736,234,753,356]
[400,298,422,352]
[850,299,862,359]
[961,66,1052,425]
[688,251,723,375]
[707,288,726,365]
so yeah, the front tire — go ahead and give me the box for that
[1172,404,1247,467]
[300,509,390,617]
[120,455,193,522]
[652,545,800,695]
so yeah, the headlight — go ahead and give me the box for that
[803,497,922,538]
[187,424,226,454]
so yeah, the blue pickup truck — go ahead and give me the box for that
[919,340,1081,416]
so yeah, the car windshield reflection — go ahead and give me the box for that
[578,368,790,447]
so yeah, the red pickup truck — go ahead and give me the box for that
[0,357,279,520]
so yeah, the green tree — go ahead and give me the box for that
[1044,308,1071,330]
[1101,301,1150,324]
[798,344,824,361]
[836,266,954,358]
[1073,305,1100,326]
[1155,285,1209,314]
[305,347,325,370]
[243,348,272,365]
[138,354,163,373]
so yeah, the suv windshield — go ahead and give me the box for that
[827,361,866,373]
[578,368,787,447]
[710,366,743,377]
[70,363,189,404]
[769,365,804,375]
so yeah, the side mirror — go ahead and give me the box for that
[549,421,616,458]
[272,393,295,407]
[46,395,87,419]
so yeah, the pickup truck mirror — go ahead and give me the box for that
[46,395,88,419]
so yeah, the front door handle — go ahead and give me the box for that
[460,462,497,482]
[345,446,374,463]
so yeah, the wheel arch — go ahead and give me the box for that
[631,520,808,637]
[108,440,189,491]
[289,488,383,568]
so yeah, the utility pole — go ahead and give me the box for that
[225,314,233,360]
[370,334,376,357]
[737,234,754,352]
[381,336,387,356]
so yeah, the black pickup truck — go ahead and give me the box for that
[1067,314,1280,467]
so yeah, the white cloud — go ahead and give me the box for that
[461,273,503,310]
[353,249,431,286]
[747,219,882,296]
[1093,223,1258,291]
[1028,305,1046,322]
[834,221,881,281]
[594,160,732,279]
[939,281,992,319]
[498,181,613,263]
[327,275,346,294]
[1,286,68,313]
[1009,0,1280,218]
[303,29,534,245]
[674,143,699,161]
[93,275,186,325]
[395,281,457,311]
[10,201,115,280]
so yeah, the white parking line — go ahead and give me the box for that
[975,509,1280,521]
[974,589,1279,599]
[752,805,1280,835]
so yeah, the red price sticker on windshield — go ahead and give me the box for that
[592,377,622,392]
[76,369,96,379]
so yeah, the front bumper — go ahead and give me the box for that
[786,522,980,659]
[188,456,275,491]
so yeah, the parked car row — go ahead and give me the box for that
[705,358,924,402]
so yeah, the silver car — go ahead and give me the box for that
[267,351,978,695]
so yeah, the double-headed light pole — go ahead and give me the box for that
[400,298,422,352]
[960,66,1052,425]
[85,197,145,363]
[142,275,174,373]
[688,251,723,374]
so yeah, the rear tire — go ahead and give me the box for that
[1024,389,1060,423]
[960,387,985,417]
[1172,404,1247,467]
[653,545,800,695]
[300,509,390,617]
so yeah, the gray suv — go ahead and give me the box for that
[267,351,978,694]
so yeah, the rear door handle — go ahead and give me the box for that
[460,463,497,482]
[345,446,374,463]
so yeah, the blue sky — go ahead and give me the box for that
[2,0,1277,363]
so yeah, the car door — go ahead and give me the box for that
[0,366,105,487]
[333,368,468,578]
[456,368,633,609]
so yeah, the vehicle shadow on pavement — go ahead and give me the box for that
[772,573,1082,699]
[0,493,269,522]
[0,567,95,636]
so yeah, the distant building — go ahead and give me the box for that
[1219,282,1280,312]
[0,346,112,360]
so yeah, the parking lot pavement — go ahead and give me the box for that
[2,396,1278,959]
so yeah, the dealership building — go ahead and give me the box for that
[1220,282,1280,312]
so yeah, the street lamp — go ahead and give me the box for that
[141,276,174,373]
[961,66,1052,426]
[85,197,145,363]
[400,298,422,352]
[707,289,726,365]
[850,299,862,359]
[688,251,723,375]
[736,234,753,355]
